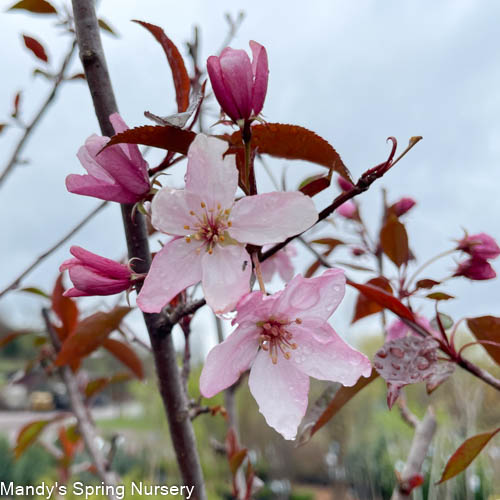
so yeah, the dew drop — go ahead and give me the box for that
[389,347,405,359]
[378,349,387,358]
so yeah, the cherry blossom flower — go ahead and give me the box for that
[260,244,297,283]
[199,269,372,439]
[207,41,268,123]
[66,113,150,203]
[137,134,318,314]
[454,257,496,280]
[457,233,500,260]
[60,246,135,297]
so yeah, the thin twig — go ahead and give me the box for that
[0,40,77,187]
[42,308,118,499]
[0,201,107,299]
[70,1,206,497]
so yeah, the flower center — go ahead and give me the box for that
[258,317,302,364]
[183,201,232,254]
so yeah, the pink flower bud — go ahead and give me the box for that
[351,247,365,256]
[454,257,496,280]
[457,233,500,260]
[60,246,135,297]
[337,200,357,219]
[66,113,150,204]
[207,41,269,123]
[391,197,416,217]
[337,176,354,192]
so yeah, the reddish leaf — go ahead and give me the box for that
[12,91,21,118]
[8,0,57,14]
[106,125,196,154]
[98,18,118,37]
[352,277,393,323]
[0,123,6,134]
[299,173,332,197]
[15,420,50,458]
[102,338,144,379]
[85,373,131,399]
[347,279,415,321]
[225,123,351,181]
[133,20,190,112]
[229,449,248,475]
[311,238,344,248]
[438,428,500,484]
[51,275,78,341]
[380,214,410,267]
[67,73,85,81]
[373,337,441,408]
[297,372,379,445]
[22,34,48,62]
[416,279,440,290]
[55,307,131,367]
[426,292,455,301]
[467,316,500,365]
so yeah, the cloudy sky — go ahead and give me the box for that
[1,0,499,354]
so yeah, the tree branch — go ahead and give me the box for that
[70,1,206,497]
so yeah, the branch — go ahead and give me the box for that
[391,407,436,500]
[70,1,206,497]
[42,308,118,499]
[0,40,77,188]
[0,201,107,299]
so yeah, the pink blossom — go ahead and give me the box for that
[66,113,150,203]
[199,269,372,439]
[392,197,416,217]
[457,233,500,260]
[386,316,438,341]
[137,134,318,314]
[60,246,135,297]
[454,257,496,280]
[337,200,357,219]
[207,41,268,123]
[260,245,297,283]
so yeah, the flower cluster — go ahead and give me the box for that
[455,233,500,280]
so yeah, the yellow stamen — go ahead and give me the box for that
[228,221,232,227]
[201,202,206,208]
[184,225,190,230]
[185,237,191,243]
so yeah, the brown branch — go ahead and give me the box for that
[0,201,107,299]
[70,1,206,497]
[0,41,77,188]
[391,407,436,500]
[42,308,118,499]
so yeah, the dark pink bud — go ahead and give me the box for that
[391,197,416,217]
[337,175,354,192]
[457,233,500,260]
[66,113,150,204]
[454,257,496,280]
[337,200,357,219]
[351,247,365,256]
[60,246,135,297]
[207,41,269,122]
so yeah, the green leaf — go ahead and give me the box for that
[20,286,49,298]
[98,18,118,37]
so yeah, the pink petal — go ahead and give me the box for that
[77,138,114,182]
[207,56,240,121]
[248,350,309,440]
[201,244,252,314]
[69,246,131,279]
[65,173,138,203]
[151,188,197,236]
[274,250,295,281]
[67,265,130,295]
[233,290,280,327]
[275,268,346,322]
[137,238,204,313]
[219,47,253,119]
[200,324,259,398]
[249,41,269,116]
[230,191,318,245]
[185,134,238,211]
[259,259,276,282]
[290,323,372,386]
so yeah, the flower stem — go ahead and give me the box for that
[252,251,266,293]
[242,120,254,194]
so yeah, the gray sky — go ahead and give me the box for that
[1,0,499,354]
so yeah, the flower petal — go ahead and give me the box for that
[69,246,131,279]
[185,134,238,211]
[290,323,372,385]
[201,244,252,314]
[151,188,197,236]
[67,265,130,296]
[233,290,281,327]
[249,350,309,440]
[137,237,204,313]
[200,324,259,398]
[249,41,269,115]
[207,55,240,121]
[275,268,346,322]
[230,191,318,245]
[65,173,137,203]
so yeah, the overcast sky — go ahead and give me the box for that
[1,0,499,355]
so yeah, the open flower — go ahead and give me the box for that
[66,113,150,203]
[457,233,500,260]
[137,134,317,314]
[207,41,268,123]
[260,245,297,283]
[199,269,372,439]
[60,246,135,297]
